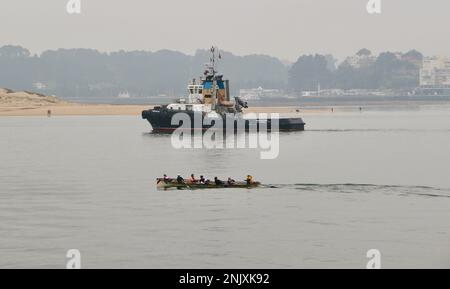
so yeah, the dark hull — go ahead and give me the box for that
[156,178,261,190]
[142,109,305,132]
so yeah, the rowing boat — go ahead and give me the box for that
[156,178,261,190]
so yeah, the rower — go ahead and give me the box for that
[246,175,253,185]
[227,177,236,185]
[214,177,224,185]
[163,174,170,182]
[199,175,206,184]
[190,174,197,183]
[176,175,184,184]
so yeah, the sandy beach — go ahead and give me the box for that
[0,103,152,117]
[0,88,327,116]
[0,88,147,116]
[0,104,322,117]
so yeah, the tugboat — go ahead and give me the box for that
[142,47,305,132]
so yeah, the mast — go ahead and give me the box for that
[207,46,217,77]
[211,46,215,76]
[210,46,218,108]
[202,46,224,111]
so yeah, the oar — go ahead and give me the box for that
[184,181,192,190]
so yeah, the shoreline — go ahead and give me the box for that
[0,103,150,117]
[0,103,330,117]
[1,101,450,117]
[3,88,450,117]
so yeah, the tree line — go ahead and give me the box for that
[288,49,423,91]
[0,45,423,98]
[0,45,286,98]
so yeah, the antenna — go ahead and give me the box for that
[209,46,219,108]
[208,45,220,77]
[211,46,216,76]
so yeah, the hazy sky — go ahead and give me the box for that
[1,0,449,61]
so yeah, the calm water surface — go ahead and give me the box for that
[1,106,450,268]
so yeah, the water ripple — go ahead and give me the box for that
[263,183,450,199]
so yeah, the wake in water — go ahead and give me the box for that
[262,183,450,199]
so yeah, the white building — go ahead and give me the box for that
[32,82,47,90]
[239,87,282,100]
[420,57,450,87]
[343,54,376,69]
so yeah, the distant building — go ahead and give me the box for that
[420,57,450,87]
[117,91,131,99]
[343,49,376,69]
[32,82,47,90]
[239,87,282,100]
